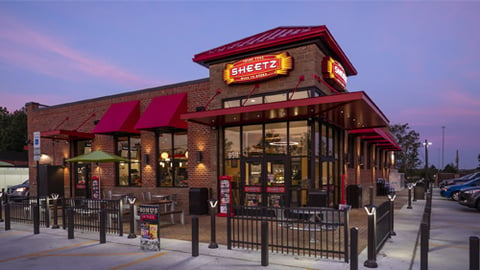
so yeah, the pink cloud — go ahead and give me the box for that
[0,12,158,87]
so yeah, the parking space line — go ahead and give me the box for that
[109,251,168,270]
[0,240,98,263]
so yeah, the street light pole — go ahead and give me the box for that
[424,139,432,191]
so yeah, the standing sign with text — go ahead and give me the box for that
[138,204,161,251]
[218,175,233,217]
[91,176,101,199]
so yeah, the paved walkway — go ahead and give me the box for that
[0,188,478,269]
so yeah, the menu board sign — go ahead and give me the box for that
[91,176,101,199]
[218,175,233,217]
[138,204,161,251]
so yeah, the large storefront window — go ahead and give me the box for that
[157,131,188,187]
[116,136,141,187]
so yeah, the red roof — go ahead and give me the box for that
[193,26,357,76]
[41,130,95,141]
[92,100,140,135]
[135,93,188,130]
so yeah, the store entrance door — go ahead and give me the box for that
[241,156,289,207]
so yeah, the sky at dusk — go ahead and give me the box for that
[1,1,479,169]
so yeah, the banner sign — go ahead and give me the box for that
[322,56,347,91]
[223,52,293,85]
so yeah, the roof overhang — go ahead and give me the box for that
[41,129,95,141]
[349,128,401,151]
[181,91,388,130]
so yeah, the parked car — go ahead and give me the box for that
[440,177,480,201]
[6,179,29,201]
[458,186,480,211]
[439,172,480,188]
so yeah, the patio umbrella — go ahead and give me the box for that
[66,150,129,199]
[0,160,14,167]
[66,150,129,163]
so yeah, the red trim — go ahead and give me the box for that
[193,26,357,76]
[41,130,95,141]
[182,91,389,130]
[92,100,140,135]
[349,128,401,151]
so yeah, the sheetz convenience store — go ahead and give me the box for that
[26,25,401,215]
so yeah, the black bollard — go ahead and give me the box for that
[99,208,106,244]
[364,205,377,268]
[350,227,359,270]
[33,203,40,234]
[0,189,4,222]
[128,200,137,239]
[369,186,374,205]
[5,202,10,230]
[51,196,59,229]
[407,184,413,209]
[420,222,428,270]
[192,216,199,257]
[43,199,50,228]
[67,207,74,239]
[261,220,269,267]
[388,194,396,236]
[470,236,479,270]
[208,200,218,249]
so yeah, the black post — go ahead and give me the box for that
[369,186,374,205]
[364,205,377,268]
[350,227,358,270]
[5,202,10,230]
[407,185,413,209]
[43,198,50,228]
[99,208,106,244]
[227,204,232,250]
[420,222,428,270]
[192,216,199,257]
[208,200,218,249]
[388,194,396,236]
[51,196,59,229]
[470,236,479,270]
[128,202,136,239]
[67,207,74,239]
[0,188,4,222]
[261,220,269,267]
[33,203,40,234]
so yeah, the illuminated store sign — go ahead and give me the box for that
[223,52,293,85]
[322,56,347,91]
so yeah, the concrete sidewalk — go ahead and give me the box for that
[1,189,473,270]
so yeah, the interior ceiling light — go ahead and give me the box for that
[269,141,299,146]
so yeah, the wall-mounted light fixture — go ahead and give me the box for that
[144,154,150,166]
[63,158,67,168]
[196,151,203,163]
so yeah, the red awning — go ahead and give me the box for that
[135,93,188,130]
[92,100,140,135]
[41,130,95,141]
[349,128,401,151]
[181,91,389,130]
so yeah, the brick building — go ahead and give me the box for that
[26,26,400,213]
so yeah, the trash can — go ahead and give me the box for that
[307,191,328,207]
[376,178,387,196]
[189,188,209,215]
[346,184,363,208]
[414,182,425,200]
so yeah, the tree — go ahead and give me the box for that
[0,106,27,152]
[389,123,422,177]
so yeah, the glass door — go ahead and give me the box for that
[243,158,263,206]
[241,156,288,207]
